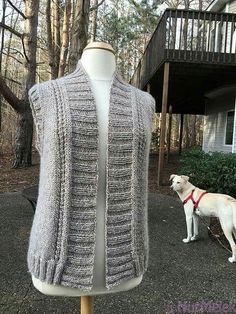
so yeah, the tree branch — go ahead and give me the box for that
[4,47,25,58]
[6,0,27,19]
[21,34,30,63]
[128,0,159,17]
[5,76,22,86]
[128,0,142,11]
[2,51,23,64]
[90,0,106,12]
[0,75,24,112]
[0,22,23,38]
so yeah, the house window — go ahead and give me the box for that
[225,111,234,145]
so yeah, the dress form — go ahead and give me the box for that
[31,43,143,296]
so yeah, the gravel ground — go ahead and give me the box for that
[1,191,236,314]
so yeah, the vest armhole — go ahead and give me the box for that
[28,84,44,156]
[145,93,156,125]
[149,94,156,117]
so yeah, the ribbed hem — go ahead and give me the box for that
[27,253,145,291]
[27,254,65,285]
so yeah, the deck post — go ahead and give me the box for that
[167,105,172,163]
[179,114,184,155]
[157,62,170,186]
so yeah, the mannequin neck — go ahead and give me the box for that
[79,49,116,80]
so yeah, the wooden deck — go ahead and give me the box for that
[130,9,236,114]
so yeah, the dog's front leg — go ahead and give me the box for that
[183,215,193,243]
[191,214,199,241]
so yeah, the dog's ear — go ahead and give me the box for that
[169,174,177,181]
[181,175,189,182]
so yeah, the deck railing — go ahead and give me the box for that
[132,8,236,87]
[165,9,236,62]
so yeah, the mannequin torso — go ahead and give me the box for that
[31,48,143,296]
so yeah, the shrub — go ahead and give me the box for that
[179,149,236,198]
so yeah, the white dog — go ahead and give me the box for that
[170,174,236,263]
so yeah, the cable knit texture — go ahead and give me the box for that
[27,59,156,291]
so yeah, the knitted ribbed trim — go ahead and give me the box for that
[60,60,137,290]
[27,59,153,291]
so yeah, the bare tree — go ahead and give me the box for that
[68,0,90,72]
[68,0,105,72]
[53,0,61,77]
[0,0,39,167]
[46,0,56,78]
[46,0,61,79]
[59,0,72,77]
[0,0,7,132]
[91,0,98,41]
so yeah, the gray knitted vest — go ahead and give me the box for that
[27,59,156,291]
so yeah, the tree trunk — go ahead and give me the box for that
[59,0,72,77]
[68,0,90,72]
[190,115,196,147]
[185,115,190,148]
[53,0,61,77]
[13,107,33,167]
[13,0,39,167]
[46,0,57,79]
[183,0,190,50]
[23,0,39,97]
[173,114,180,147]
[0,0,40,168]
[91,0,98,42]
[0,0,6,132]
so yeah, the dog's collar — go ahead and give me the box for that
[182,189,208,211]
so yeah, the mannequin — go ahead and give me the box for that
[31,42,143,296]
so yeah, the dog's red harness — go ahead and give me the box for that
[182,189,208,211]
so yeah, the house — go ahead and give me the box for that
[203,0,236,153]
[130,6,236,185]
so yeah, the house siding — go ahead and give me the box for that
[229,0,236,12]
[203,0,236,154]
[203,93,235,153]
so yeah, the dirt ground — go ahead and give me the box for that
[0,149,179,195]
[0,148,40,194]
